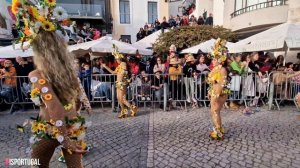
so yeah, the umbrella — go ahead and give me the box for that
[229,22,300,53]
[133,29,169,49]
[181,39,234,54]
[69,36,153,55]
[0,43,33,58]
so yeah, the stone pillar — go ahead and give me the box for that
[287,0,300,23]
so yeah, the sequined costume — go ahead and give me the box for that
[207,38,230,140]
[28,71,90,167]
[12,0,89,166]
[104,45,138,118]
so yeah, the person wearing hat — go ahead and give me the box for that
[183,54,198,107]
[0,60,17,101]
[168,58,182,109]
[151,69,164,109]
[207,38,231,140]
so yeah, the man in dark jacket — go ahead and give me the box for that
[205,13,214,26]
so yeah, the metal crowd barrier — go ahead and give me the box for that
[268,71,300,110]
[0,76,36,112]
[4,71,300,113]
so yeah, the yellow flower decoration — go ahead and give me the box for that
[30,88,40,98]
[37,123,46,132]
[31,123,39,133]
[37,15,46,22]
[41,20,56,32]
[44,94,53,101]
[79,140,87,150]
[30,7,40,19]
[45,0,56,7]
[64,103,73,111]
[49,119,55,125]
[38,79,46,85]
[12,0,22,15]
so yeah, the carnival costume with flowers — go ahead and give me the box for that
[13,0,90,167]
[112,45,138,118]
[207,38,230,140]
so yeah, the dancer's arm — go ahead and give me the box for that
[287,71,300,79]
[102,64,116,74]
[29,71,85,154]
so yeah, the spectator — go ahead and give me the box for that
[160,17,170,30]
[154,18,161,30]
[260,55,272,74]
[0,59,6,69]
[144,24,152,37]
[15,56,33,77]
[0,60,17,102]
[229,54,245,109]
[140,75,151,101]
[180,15,189,26]
[196,54,209,104]
[197,16,205,25]
[129,58,140,76]
[151,70,164,108]
[175,15,181,26]
[168,15,176,28]
[168,58,182,108]
[92,58,104,74]
[153,57,166,74]
[275,55,285,70]
[81,25,92,41]
[143,59,154,74]
[183,54,198,107]
[196,54,209,73]
[80,63,92,99]
[205,13,214,26]
[11,24,19,39]
[93,28,101,40]
[136,28,145,41]
[285,62,294,72]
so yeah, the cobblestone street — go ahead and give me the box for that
[0,107,300,168]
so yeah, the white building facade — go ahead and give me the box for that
[111,0,169,43]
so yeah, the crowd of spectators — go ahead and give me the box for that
[136,13,214,41]
[0,56,34,111]
[2,49,300,112]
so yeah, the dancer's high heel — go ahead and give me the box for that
[209,127,224,140]
[118,109,128,119]
[130,105,138,117]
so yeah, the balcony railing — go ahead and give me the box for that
[57,3,105,18]
[231,0,288,18]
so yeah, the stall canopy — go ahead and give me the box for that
[229,22,300,53]
[133,29,169,49]
[69,36,153,56]
[0,43,33,58]
[181,39,234,54]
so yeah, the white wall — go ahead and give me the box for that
[212,0,224,26]
[168,1,183,17]
[112,0,169,43]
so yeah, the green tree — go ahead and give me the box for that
[153,25,236,54]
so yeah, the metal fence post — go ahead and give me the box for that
[163,83,167,111]
[112,84,115,112]
[268,82,274,111]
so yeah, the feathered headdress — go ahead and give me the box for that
[12,0,68,49]
[112,44,124,60]
[209,38,228,63]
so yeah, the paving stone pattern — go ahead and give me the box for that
[0,107,300,168]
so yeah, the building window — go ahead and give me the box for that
[235,0,244,11]
[119,0,130,24]
[148,1,157,24]
[246,0,268,7]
